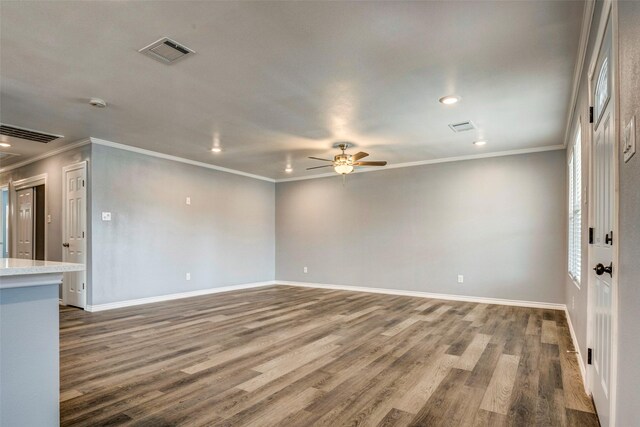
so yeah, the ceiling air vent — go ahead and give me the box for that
[448,120,476,133]
[139,37,195,64]
[0,124,62,143]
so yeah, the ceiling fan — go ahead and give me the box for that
[307,143,387,175]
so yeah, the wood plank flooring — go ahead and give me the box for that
[60,285,599,426]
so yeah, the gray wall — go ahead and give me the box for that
[89,144,275,306]
[276,150,566,304]
[616,0,640,423]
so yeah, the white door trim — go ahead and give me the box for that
[586,0,619,425]
[0,184,8,258]
[62,161,88,309]
[10,173,48,260]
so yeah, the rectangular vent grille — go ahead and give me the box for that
[139,37,195,64]
[0,124,62,143]
[448,120,476,133]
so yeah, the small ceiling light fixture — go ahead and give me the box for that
[439,95,460,105]
[89,98,107,108]
[285,166,293,173]
[473,140,487,146]
[0,142,11,148]
[211,147,222,153]
[334,164,354,175]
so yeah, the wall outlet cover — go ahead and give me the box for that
[457,274,464,283]
[303,266,308,273]
[101,212,112,221]
[186,196,191,205]
[623,116,636,163]
[186,272,191,280]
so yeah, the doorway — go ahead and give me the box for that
[586,5,618,427]
[62,161,87,309]
[11,174,47,260]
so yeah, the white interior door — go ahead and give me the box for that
[16,188,34,259]
[588,18,614,427]
[63,162,87,308]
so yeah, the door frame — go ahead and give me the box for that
[10,173,48,260]
[61,161,88,308]
[0,184,9,258]
[585,0,619,424]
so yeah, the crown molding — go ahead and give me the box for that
[563,0,596,148]
[90,138,275,183]
[276,144,566,183]
[0,138,91,173]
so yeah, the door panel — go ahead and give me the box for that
[16,188,34,259]
[63,164,87,308]
[589,18,613,427]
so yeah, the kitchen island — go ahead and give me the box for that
[1,258,84,427]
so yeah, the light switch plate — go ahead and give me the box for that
[623,116,636,163]
[186,196,191,205]
[101,212,112,221]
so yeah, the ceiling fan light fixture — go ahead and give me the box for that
[334,164,354,175]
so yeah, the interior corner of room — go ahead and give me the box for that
[1,0,638,426]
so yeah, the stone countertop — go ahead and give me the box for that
[0,258,85,277]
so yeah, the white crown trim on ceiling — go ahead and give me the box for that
[1,137,565,183]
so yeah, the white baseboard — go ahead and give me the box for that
[85,279,566,312]
[565,308,589,394]
[276,280,566,310]
[86,281,277,312]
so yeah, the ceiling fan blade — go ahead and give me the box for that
[308,156,333,162]
[306,165,333,170]
[354,161,387,166]
[351,152,369,161]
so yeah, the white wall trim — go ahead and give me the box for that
[277,280,566,310]
[86,281,277,312]
[276,145,566,183]
[0,138,91,173]
[563,0,596,148]
[85,279,568,312]
[565,308,589,394]
[90,138,275,183]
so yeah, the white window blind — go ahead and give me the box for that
[568,128,582,284]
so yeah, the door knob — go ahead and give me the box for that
[593,262,613,277]
[62,243,70,248]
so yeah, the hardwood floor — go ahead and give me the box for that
[60,285,599,426]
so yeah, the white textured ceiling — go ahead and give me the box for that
[0,1,583,178]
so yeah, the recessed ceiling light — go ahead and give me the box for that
[89,98,107,108]
[0,142,11,148]
[439,95,460,105]
[473,140,487,146]
[285,166,293,173]
[211,147,222,153]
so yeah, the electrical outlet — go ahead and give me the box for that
[303,266,308,274]
[457,274,464,284]
[101,212,111,221]
[47,214,52,224]
[186,272,191,281]
[186,196,191,205]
